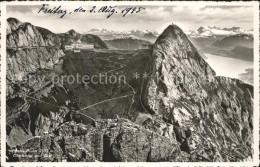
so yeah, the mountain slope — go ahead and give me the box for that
[59,29,108,49]
[142,32,158,42]
[105,37,151,50]
[230,46,253,61]
[213,34,253,48]
[143,24,253,161]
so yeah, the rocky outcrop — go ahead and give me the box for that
[67,29,77,36]
[7,17,22,35]
[7,118,186,162]
[6,93,71,148]
[60,29,108,49]
[143,24,253,161]
[7,48,64,81]
[7,18,60,47]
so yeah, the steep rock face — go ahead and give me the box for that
[7,48,64,82]
[145,24,216,116]
[6,18,73,147]
[6,18,65,99]
[143,24,253,161]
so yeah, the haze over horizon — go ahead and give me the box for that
[7,5,254,34]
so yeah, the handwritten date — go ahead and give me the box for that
[38,4,145,18]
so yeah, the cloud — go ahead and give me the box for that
[6,5,254,33]
[7,5,40,14]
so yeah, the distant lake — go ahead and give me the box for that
[204,53,253,79]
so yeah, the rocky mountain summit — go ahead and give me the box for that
[6,18,253,162]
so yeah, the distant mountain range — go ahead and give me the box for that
[186,26,253,39]
[86,29,159,42]
[189,32,253,63]
[212,34,253,48]
[86,26,253,43]
[88,28,159,36]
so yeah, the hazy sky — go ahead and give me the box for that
[7,5,254,33]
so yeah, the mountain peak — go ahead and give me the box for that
[156,24,184,41]
[163,24,184,35]
[7,17,21,24]
[7,17,22,34]
[67,29,77,36]
[154,24,194,58]
[144,24,253,161]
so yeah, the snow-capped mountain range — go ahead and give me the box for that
[87,28,159,36]
[185,26,253,38]
[85,26,253,42]
[85,29,159,42]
